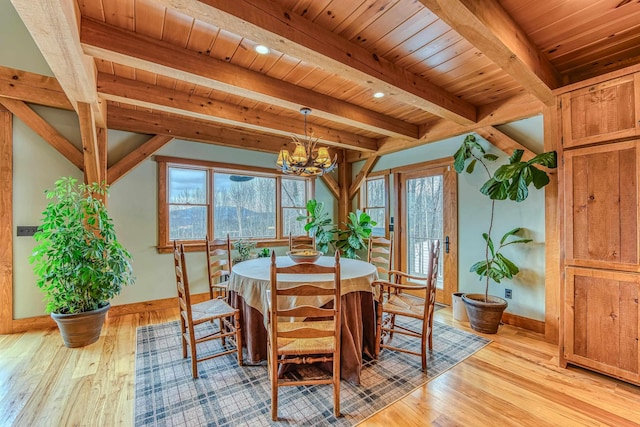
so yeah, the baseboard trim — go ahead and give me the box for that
[11,294,545,335]
[10,293,212,334]
[502,312,545,334]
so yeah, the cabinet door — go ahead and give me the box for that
[561,73,640,148]
[564,267,640,384]
[564,140,640,271]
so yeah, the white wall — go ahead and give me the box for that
[354,116,547,321]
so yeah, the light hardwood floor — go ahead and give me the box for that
[1,308,639,426]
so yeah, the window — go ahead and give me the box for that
[361,175,389,238]
[157,156,313,252]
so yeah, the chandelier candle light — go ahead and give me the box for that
[276,107,338,177]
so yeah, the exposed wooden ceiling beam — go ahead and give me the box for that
[347,93,544,162]
[0,97,83,169]
[108,106,296,155]
[81,18,417,140]
[349,156,379,199]
[474,126,538,161]
[10,0,106,127]
[321,174,340,200]
[108,135,174,185]
[419,0,561,106]
[0,66,73,110]
[156,0,477,125]
[97,73,378,152]
[78,102,100,184]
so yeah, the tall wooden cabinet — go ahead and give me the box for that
[560,70,640,385]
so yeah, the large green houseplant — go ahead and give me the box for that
[297,199,377,259]
[454,134,556,333]
[297,199,335,254]
[334,210,376,259]
[30,177,134,347]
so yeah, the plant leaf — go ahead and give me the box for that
[465,159,477,174]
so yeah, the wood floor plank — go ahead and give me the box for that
[1,308,639,426]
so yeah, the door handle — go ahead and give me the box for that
[445,236,450,253]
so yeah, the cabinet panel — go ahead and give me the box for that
[564,267,640,384]
[561,73,640,148]
[564,140,639,270]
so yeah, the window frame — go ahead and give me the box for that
[156,156,314,253]
[359,173,390,239]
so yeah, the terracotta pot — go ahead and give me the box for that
[461,294,507,334]
[51,303,110,348]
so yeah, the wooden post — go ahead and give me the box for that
[0,108,13,333]
[337,149,351,227]
[544,101,561,345]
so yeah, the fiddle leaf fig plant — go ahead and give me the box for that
[29,177,134,314]
[297,199,335,254]
[454,134,557,301]
[335,210,377,260]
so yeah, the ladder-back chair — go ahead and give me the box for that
[173,241,243,378]
[267,251,341,420]
[372,240,440,371]
[288,232,316,251]
[367,236,393,279]
[205,235,232,300]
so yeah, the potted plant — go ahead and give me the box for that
[30,177,134,347]
[232,238,257,262]
[334,210,377,259]
[297,199,335,254]
[453,134,556,333]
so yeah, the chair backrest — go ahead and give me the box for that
[368,236,393,278]
[173,241,193,322]
[288,232,316,252]
[269,251,341,340]
[206,234,232,284]
[423,240,440,324]
[390,240,439,324]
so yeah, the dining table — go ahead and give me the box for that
[227,255,378,384]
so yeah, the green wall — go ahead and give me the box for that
[3,0,546,321]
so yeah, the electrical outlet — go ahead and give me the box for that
[17,226,39,236]
[505,288,512,299]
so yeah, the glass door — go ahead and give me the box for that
[397,164,457,305]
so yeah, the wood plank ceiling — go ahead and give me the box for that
[8,0,640,168]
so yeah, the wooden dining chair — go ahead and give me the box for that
[205,235,232,300]
[372,240,440,371]
[173,241,243,378]
[267,251,341,421]
[288,232,316,251]
[368,236,393,279]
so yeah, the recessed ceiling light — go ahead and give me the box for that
[255,45,270,55]
[373,92,385,98]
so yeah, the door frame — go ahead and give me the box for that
[392,158,458,305]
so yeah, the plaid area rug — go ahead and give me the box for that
[134,319,490,426]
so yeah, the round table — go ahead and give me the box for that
[228,255,378,384]
[229,256,377,315]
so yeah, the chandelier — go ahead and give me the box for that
[276,107,337,177]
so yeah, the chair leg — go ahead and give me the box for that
[375,300,383,358]
[188,328,199,379]
[421,329,428,371]
[271,358,279,420]
[333,354,340,417]
[234,312,243,366]
[388,314,396,342]
[219,317,226,346]
[428,317,434,351]
[179,318,188,359]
